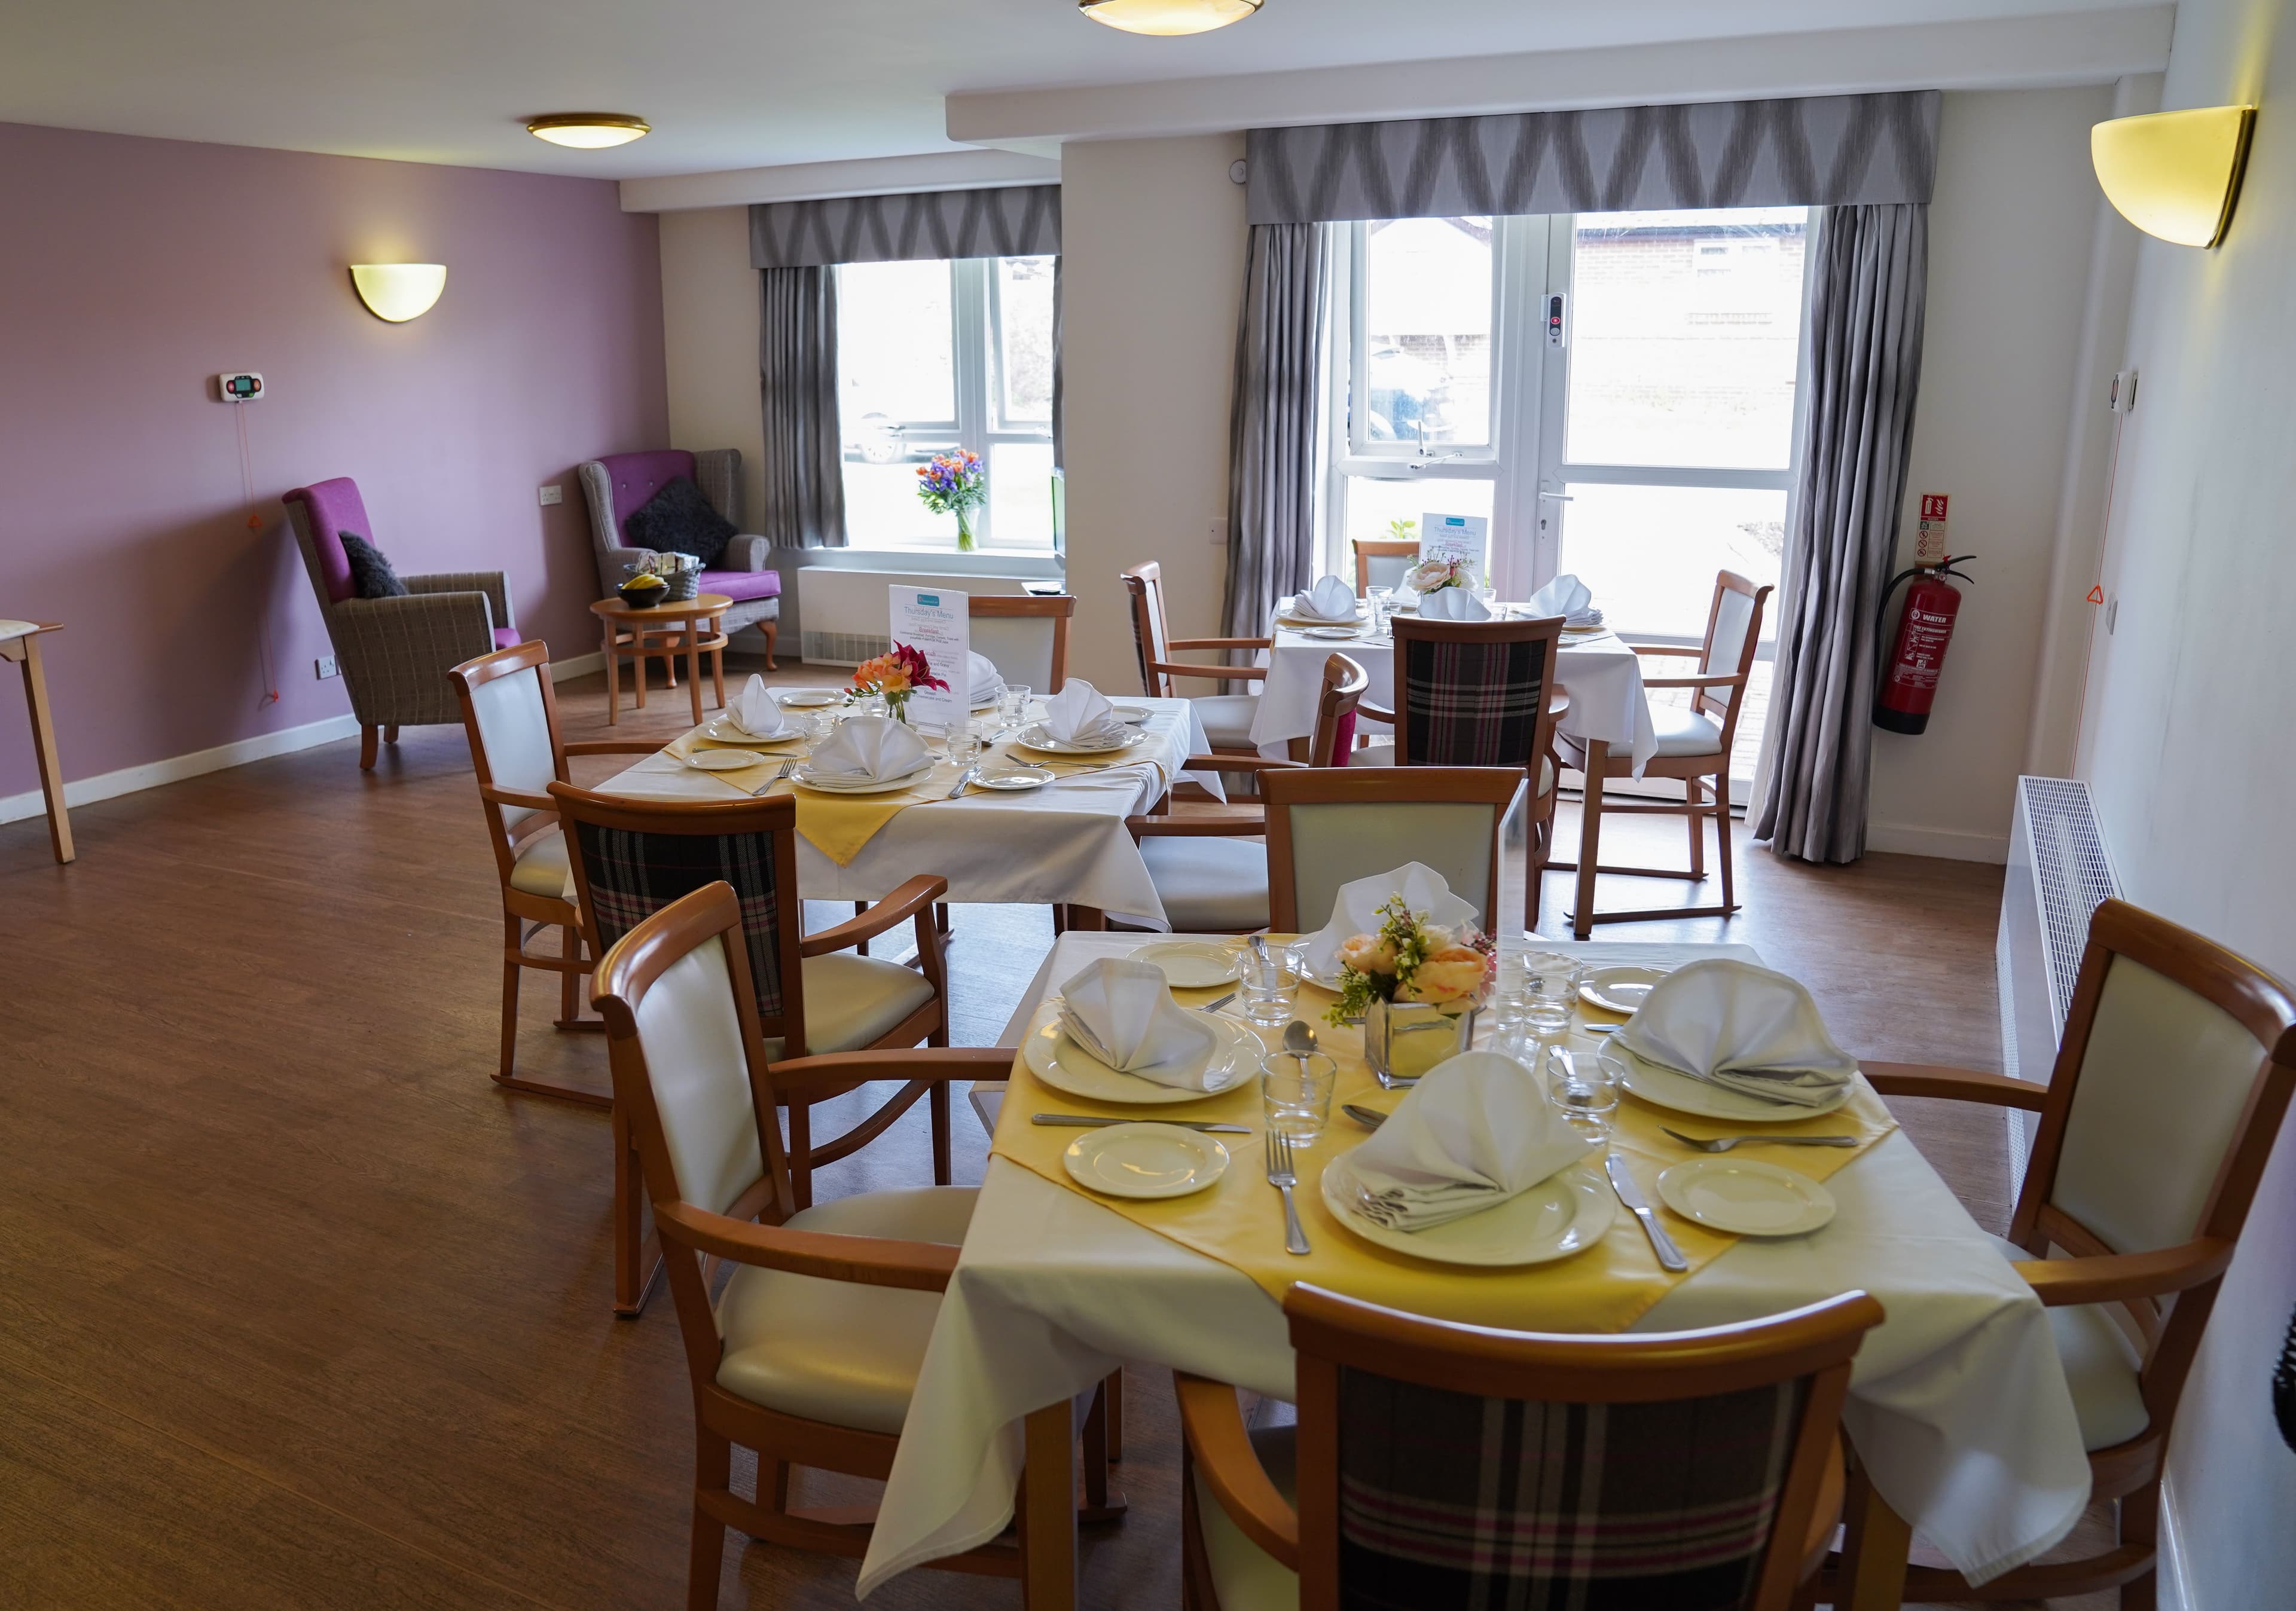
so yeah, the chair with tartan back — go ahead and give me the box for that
[1350,612,1570,933]
[548,782,952,1315]
[1177,1283,1882,1611]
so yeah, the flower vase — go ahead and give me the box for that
[886,692,911,724]
[955,512,976,554]
[1363,995,1481,1089]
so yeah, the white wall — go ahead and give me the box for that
[2077,0,2296,1600]
[1862,85,2116,861]
[1057,134,1248,690]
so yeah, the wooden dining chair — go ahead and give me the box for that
[1351,613,1570,932]
[591,881,1119,1609]
[447,639,661,1105]
[1177,1283,1882,1611]
[1349,538,1418,597]
[1,619,72,863]
[1263,765,1525,934]
[1840,898,2296,1609]
[1125,654,1369,935]
[548,781,952,1312]
[970,591,1073,693]
[1122,560,1268,757]
[1553,570,1772,939]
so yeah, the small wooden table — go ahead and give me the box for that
[1,619,71,863]
[590,593,732,725]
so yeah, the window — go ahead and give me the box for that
[836,255,1057,549]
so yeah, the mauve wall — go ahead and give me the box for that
[0,121,667,799]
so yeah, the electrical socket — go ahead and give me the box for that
[538,484,563,506]
[315,656,340,680]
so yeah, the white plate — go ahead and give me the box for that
[1578,964,1671,1016]
[1112,702,1154,725]
[1277,607,1367,629]
[1063,1123,1231,1200]
[790,763,938,795]
[1012,725,1150,757]
[1321,1164,1615,1267]
[973,766,1054,791]
[1024,1004,1256,1105]
[701,714,804,746]
[1657,1158,1837,1236]
[775,689,844,708]
[682,748,768,772]
[1596,1041,1852,1123]
[1132,940,1241,990]
[1296,626,1363,641]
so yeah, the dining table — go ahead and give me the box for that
[591,695,1219,928]
[854,931,2094,1609]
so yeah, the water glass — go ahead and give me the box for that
[1521,952,1582,1035]
[1002,683,1034,729]
[1366,586,1393,634]
[944,724,982,771]
[1262,1050,1337,1143]
[1234,945,1301,1028]
[1545,1044,1619,1142]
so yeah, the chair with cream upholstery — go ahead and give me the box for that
[970,592,1073,693]
[1126,655,1367,935]
[1350,613,1568,932]
[1848,898,2296,1609]
[1177,1283,1879,1611]
[549,780,954,1313]
[1122,561,1268,757]
[1349,537,1418,596]
[1553,570,1770,939]
[447,640,660,1106]
[1263,765,1525,934]
[591,881,1118,1609]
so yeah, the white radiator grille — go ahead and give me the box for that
[2023,777,2121,1034]
[802,629,890,668]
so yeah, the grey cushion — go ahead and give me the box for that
[1986,1234,2150,1451]
[1140,836,1271,932]
[768,953,938,1059]
[715,1185,976,1433]
[1192,693,1262,751]
[1194,1423,1299,1610]
[1649,706,1724,757]
[340,531,407,599]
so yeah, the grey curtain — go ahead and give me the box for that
[758,265,845,550]
[1756,204,1929,863]
[1223,224,1327,640]
[751,185,1061,267]
[1051,256,1065,470]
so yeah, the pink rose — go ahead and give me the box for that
[1337,933,1399,976]
[1398,945,1491,1004]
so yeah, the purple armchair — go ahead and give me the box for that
[284,476,523,769]
[577,449,780,668]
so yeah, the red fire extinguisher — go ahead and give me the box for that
[1874,556,1974,735]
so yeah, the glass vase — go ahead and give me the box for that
[1363,995,1481,1089]
[955,511,976,554]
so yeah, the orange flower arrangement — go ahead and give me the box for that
[850,642,948,719]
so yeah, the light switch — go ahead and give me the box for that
[538,484,563,506]
[1208,517,1228,546]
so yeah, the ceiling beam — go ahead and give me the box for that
[946,6,2175,145]
[621,148,1060,213]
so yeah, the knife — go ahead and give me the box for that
[1032,1114,1254,1135]
[1605,1154,1689,1271]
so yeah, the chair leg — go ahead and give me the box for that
[612,1109,660,1317]
[1687,777,1707,879]
[14,637,74,863]
[359,725,379,769]
[688,1429,732,1611]
[498,916,523,1078]
[762,619,780,672]
[853,900,870,956]
[1573,743,1610,940]
[1715,768,1738,913]
[560,927,581,1022]
[2119,1482,2160,1611]
[383,723,399,744]
[788,1105,814,1211]
[932,1084,952,1184]
[1104,1367,1125,1463]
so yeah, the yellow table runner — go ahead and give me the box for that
[991,975,1898,1335]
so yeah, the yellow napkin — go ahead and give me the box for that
[668,727,946,864]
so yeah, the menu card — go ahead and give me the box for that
[1422,512,1489,586]
[889,584,970,735]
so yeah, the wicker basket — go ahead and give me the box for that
[627,552,701,602]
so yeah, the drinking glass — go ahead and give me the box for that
[1262,1050,1337,1143]
[1545,1044,1618,1142]
[944,725,982,771]
[1002,683,1034,730]
[1366,586,1393,634]
[1234,946,1300,1028]
[1521,952,1581,1035]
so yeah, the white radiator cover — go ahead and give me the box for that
[1997,777,2123,1154]
[795,567,1039,666]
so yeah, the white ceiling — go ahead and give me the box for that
[0,0,2164,181]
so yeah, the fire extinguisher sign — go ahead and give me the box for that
[1916,494,1949,566]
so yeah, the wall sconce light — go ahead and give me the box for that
[349,264,447,323]
[2092,105,2257,247]
[1078,0,1262,35]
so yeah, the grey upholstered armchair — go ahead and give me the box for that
[576,448,781,667]
[284,476,523,769]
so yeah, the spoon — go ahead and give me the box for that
[1342,1103,1388,1130]
[1282,1020,1319,1062]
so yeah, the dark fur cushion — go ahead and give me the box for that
[340,532,408,599]
[623,476,737,569]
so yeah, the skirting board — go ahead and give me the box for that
[0,648,607,827]
[1865,820,2010,863]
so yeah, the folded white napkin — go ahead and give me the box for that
[730,675,791,739]
[1041,679,1128,747]
[805,714,930,782]
[1300,861,1479,979]
[967,650,1006,705]
[1055,958,1221,1089]
[1616,959,1859,1107]
[1522,573,1602,627]
[1290,574,1360,623]
[1327,1051,1594,1230]
[1419,587,1491,621]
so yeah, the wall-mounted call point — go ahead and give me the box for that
[217,372,264,402]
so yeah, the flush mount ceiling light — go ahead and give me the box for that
[350,264,447,323]
[1079,0,1262,35]
[526,113,651,149]
[2092,105,2256,247]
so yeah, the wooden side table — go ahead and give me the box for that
[589,593,733,725]
[1,619,71,863]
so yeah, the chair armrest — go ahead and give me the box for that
[799,874,949,956]
[1642,673,1744,691]
[1631,643,1699,659]
[1184,755,1303,774]
[1129,810,1267,839]
[1152,661,1266,687]
[652,1200,955,1292]
[2013,1237,2236,1308]
[1356,701,1395,727]
[563,739,666,757]
[482,783,558,815]
[1549,688,1570,716]
[406,571,512,631]
[331,595,497,723]
[1859,1062,2050,1110]
[768,1047,1019,1102]
[724,534,773,571]
[1174,1375,1300,1569]
[601,543,656,581]
[1171,636,1274,652]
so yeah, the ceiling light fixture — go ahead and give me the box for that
[1078,0,1262,36]
[2091,105,2255,247]
[349,264,447,323]
[526,113,651,149]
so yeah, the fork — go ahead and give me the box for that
[750,759,799,795]
[1265,1130,1311,1255]
[1660,1127,1858,1151]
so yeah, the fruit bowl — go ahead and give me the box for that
[618,577,667,609]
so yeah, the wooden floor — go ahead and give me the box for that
[0,663,2111,1609]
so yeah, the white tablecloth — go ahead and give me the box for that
[856,934,2092,1598]
[1248,620,1659,775]
[596,699,1214,923]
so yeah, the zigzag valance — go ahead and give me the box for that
[750,185,1061,268]
[1246,91,1939,225]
